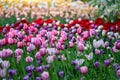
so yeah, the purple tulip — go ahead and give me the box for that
[94,62,100,68]
[36,66,44,73]
[28,72,32,77]
[45,64,50,70]
[75,66,80,70]
[104,59,111,67]
[26,65,34,72]
[36,77,42,80]
[115,40,120,50]
[58,71,64,78]
[23,75,29,80]
[8,69,17,76]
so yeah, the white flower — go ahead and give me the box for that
[43,22,47,26]
[98,25,103,30]
[75,59,84,65]
[85,52,93,60]
[48,23,52,27]
[56,21,60,25]
[47,48,56,55]
[102,30,106,36]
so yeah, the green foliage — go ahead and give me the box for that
[89,0,120,22]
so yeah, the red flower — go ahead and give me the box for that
[0,26,3,33]
[34,18,44,25]
[21,20,29,24]
[60,24,64,28]
[95,18,104,26]
[45,19,53,23]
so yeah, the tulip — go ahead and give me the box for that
[94,62,100,68]
[8,69,17,76]
[104,59,111,67]
[26,56,33,63]
[26,65,34,72]
[41,71,49,80]
[39,48,47,57]
[46,55,55,63]
[58,71,64,78]
[115,40,120,50]
[117,69,120,77]
[1,61,10,69]
[80,66,88,74]
[23,75,29,80]
[36,77,42,80]
[36,66,44,73]
[0,69,6,78]
[15,48,23,57]
[78,42,85,52]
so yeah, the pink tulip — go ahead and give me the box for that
[78,42,85,52]
[41,71,49,80]
[31,38,42,47]
[17,41,24,48]
[40,48,47,57]
[80,66,88,74]
[95,49,100,55]
[17,31,24,39]
[117,69,120,77]
[35,52,41,60]
[69,42,74,48]
[27,44,36,52]
[8,38,15,45]
[82,31,89,40]
[89,29,96,36]
[26,56,33,63]
[15,49,23,56]
[52,30,58,36]
[16,56,21,63]
[77,28,82,34]
[112,46,119,53]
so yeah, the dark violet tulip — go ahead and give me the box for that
[94,62,100,68]
[104,59,111,67]
[23,75,29,80]
[113,63,119,68]
[19,23,23,29]
[28,72,33,77]
[75,66,80,70]
[11,24,15,28]
[116,66,120,70]
[45,64,50,70]
[37,59,43,65]
[36,77,41,80]
[59,71,64,78]
[8,69,17,76]
[2,28,7,34]
[72,60,77,66]
[34,24,39,28]
[100,49,105,54]
[36,66,44,73]
[26,65,35,72]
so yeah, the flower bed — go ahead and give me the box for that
[0,18,120,80]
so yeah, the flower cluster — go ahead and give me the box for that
[0,17,120,79]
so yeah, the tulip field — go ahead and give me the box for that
[0,0,120,80]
